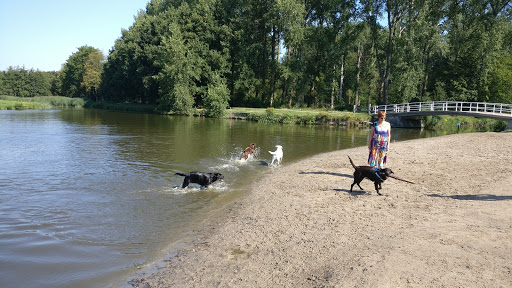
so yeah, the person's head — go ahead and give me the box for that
[377,111,386,121]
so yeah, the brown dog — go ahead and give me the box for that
[240,142,256,160]
[348,156,394,195]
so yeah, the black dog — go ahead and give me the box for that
[348,156,393,195]
[175,172,224,188]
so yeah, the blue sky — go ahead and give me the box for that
[0,0,149,72]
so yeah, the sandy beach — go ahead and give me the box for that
[127,132,512,287]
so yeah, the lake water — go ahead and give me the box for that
[0,109,457,287]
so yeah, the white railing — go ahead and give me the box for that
[362,101,512,117]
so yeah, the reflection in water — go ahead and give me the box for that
[0,109,466,288]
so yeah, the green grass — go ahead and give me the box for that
[0,95,85,110]
[422,115,507,132]
[227,107,371,126]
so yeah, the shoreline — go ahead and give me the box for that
[126,132,512,287]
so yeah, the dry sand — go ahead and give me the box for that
[127,132,512,288]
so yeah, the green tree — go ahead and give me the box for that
[156,21,196,114]
[97,0,512,113]
[81,49,105,100]
[61,46,104,98]
[0,67,55,97]
[486,53,512,103]
[204,72,230,116]
[155,0,231,114]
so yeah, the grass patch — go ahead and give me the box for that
[227,107,370,126]
[0,95,85,110]
[422,115,507,131]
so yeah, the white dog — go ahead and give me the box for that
[269,145,283,166]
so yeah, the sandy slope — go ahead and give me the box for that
[128,132,512,288]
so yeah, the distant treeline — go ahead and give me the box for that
[0,68,60,97]
[2,0,512,117]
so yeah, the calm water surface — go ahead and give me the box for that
[0,109,457,287]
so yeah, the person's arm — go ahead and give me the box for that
[387,125,391,151]
[368,127,375,150]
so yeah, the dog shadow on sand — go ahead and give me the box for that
[299,171,369,196]
[299,171,352,178]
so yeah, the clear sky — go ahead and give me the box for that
[0,0,150,72]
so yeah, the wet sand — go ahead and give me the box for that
[127,132,512,287]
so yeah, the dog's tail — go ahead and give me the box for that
[175,172,187,177]
[347,155,357,169]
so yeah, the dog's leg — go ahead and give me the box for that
[374,182,382,195]
[354,172,364,190]
[182,176,190,188]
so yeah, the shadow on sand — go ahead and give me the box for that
[427,194,512,201]
[299,171,353,178]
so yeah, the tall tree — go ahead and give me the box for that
[156,20,196,114]
[154,0,231,114]
[61,46,104,98]
[81,49,105,100]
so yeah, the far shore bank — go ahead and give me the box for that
[126,132,512,288]
[3,96,507,131]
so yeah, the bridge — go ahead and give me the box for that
[357,101,512,129]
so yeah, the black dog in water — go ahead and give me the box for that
[348,156,394,195]
[175,172,224,188]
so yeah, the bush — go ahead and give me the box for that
[296,114,316,125]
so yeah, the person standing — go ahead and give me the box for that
[368,111,391,169]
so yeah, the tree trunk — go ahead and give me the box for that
[383,0,400,105]
[339,56,345,105]
[270,25,277,107]
[288,88,293,108]
[331,65,336,110]
[311,81,316,108]
[355,42,362,107]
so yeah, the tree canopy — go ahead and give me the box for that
[0,67,58,97]
[61,46,105,98]
[3,0,512,115]
[97,0,512,114]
